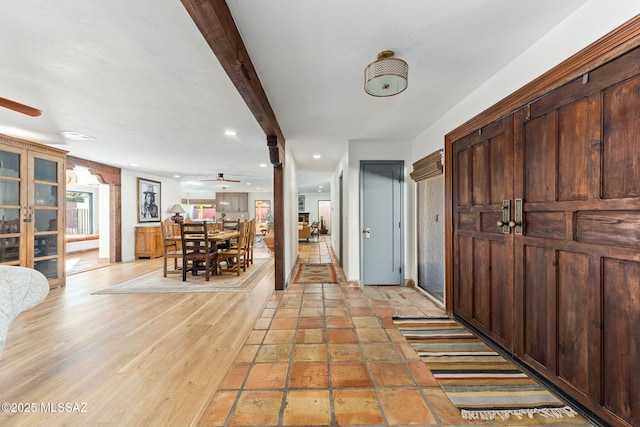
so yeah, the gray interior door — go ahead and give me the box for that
[361,161,403,285]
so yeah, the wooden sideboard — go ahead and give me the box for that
[135,225,163,259]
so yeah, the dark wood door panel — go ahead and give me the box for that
[576,210,640,249]
[557,98,590,201]
[521,245,556,370]
[519,246,604,402]
[603,75,640,199]
[524,114,557,203]
[515,58,640,425]
[489,239,513,348]
[556,251,592,397]
[602,258,640,427]
[453,115,515,350]
[454,234,474,318]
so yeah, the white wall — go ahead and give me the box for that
[330,145,349,273]
[413,0,640,158]
[284,147,299,286]
[121,169,182,262]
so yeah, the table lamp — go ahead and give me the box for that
[168,204,185,223]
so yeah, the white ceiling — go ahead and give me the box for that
[0,0,589,195]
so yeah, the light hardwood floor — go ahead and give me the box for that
[0,254,275,426]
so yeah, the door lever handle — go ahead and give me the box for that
[498,200,510,234]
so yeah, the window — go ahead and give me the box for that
[66,191,93,235]
[191,204,216,221]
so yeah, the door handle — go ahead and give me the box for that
[514,198,523,234]
[363,228,371,239]
[496,199,523,234]
[497,200,510,234]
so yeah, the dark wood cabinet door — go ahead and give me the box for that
[512,48,640,427]
[452,46,640,427]
[452,115,515,351]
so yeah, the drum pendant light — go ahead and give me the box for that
[364,50,408,97]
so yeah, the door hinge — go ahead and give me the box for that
[399,267,402,274]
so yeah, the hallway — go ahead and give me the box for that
[197,238,591,426]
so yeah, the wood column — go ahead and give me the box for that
[182,0,287,291]
[268,135,285,289]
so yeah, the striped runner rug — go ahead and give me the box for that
[292,263,338,284]
[393,317,578,421]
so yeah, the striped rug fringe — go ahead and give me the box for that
[462,406,578,421]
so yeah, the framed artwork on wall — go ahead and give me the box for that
[138,177,161,223]
[298,195,305,211]
[255,200,271,226]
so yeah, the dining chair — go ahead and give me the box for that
[223,219,240,231]
[245,219,256,267]
[180,221,218,281]
[207,222,223,232]
[161,219,182,277]
[217,220,248,276]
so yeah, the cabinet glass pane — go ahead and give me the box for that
[0,180,20,205]
[0,150,19,178]
[34,234,57,257]
[34,158,57,182]
[0,236,20,262]
[0,208,21,234]
[34,183,58,206]
[34,210,58,232]
[34,258,57,279]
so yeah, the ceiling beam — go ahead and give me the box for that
[181,0,285,165]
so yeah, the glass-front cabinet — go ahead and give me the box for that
[0,135,66,288]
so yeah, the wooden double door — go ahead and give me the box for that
[452,46,640,427]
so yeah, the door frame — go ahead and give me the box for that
[359,160,404,285]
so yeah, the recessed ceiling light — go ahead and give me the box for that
[224,130,236,136]
[259,163,267,168]
[130,163,139,167]
[318,185,323,188]
[60,131,95,140]
[246,182,251,185]
[174,175,181,178]
[313,154,321,159]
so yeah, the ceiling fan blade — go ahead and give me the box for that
[0,97,42,117]
[200,173,242,183]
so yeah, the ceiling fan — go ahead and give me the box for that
[0,97,42,117]
[200,173,241,183]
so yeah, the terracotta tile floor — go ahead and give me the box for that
[197,237,591,426]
